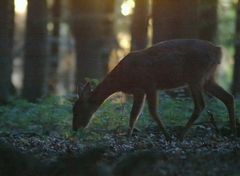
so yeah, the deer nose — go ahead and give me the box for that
[72,126,78,131]
[72,122,86,131]
[72,119,80,131]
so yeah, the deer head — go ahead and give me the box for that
[72,82,95,131]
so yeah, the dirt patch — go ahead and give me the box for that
[0,124,239,176]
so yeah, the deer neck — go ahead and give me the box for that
[89,76,119,107]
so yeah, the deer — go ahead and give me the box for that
[72,39,237,140]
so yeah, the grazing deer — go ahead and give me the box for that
[72,39,236,140]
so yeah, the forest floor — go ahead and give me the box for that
[0,96,240,176]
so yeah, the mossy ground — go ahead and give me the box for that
[0,95,239,175]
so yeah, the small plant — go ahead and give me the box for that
[0,96,239,139]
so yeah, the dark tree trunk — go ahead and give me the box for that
[23,0,48,101]
[48,0,62,93]
[69,0,114,84]
[100,0,115,75]
[130,0,149,51]
[152,0,199,43]
[0,0,15,104]
[233,0,240,96]
[198,0,218,41]
[152,0,199,98]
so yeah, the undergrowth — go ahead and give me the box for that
[0,95,239,140]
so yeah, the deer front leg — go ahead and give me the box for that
[178,85,205,140]
[146,88,170,141]
[128,90,146,136]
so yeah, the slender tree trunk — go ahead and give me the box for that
[233,0,240,95]
[100,0,115,75]
[198,0,218,41]
[152,0,199,43]
[23,0,48,101]
[130,0,149,51]
[8,1,15,96]
[0,0,15,104]
[69,0,114,84]
[48,0,62,93]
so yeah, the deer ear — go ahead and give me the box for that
[81,82,92,100]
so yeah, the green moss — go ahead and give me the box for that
[0,96,239,139]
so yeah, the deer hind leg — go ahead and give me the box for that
[128,90,146,136]
[146,88,170,140]
[204,81,236,136]
[179,84,205,140]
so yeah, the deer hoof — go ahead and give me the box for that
[127,127,141,137]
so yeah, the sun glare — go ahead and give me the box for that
[117,32,131,49]
[15,0,28,14]
[121,0,135,16]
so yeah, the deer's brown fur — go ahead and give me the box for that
[73,39,236,140]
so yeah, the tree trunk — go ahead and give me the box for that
[99,0,115,75]
[130,0,149,51]
[69,0,114,84]
[0,0,15,104]
[48,0,62,94]
[198,0,218,41]
[232,0,240,96]
[152,0,199,98]
[23,0,48,101]
[152,0,199,43]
